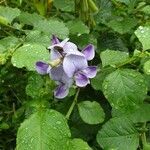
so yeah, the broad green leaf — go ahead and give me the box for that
[112,104,150,123]
[11,44,49,71]
[0,6,20,24]
[127,104,150,123]
[16,109,71,150]
[103,69,147,110]
[100,49,129,67]
[95,0,112,24]
[97,117,139,150]
[66,20,89,35]
[68,139,92,150]
[78,101,105,124]
[25,30,50,47]
[17,109,91,150]
[106,17,137,34]
[53,0,75,12]
[18,12,44,26]
[26,73,54,99]
[0,36,19,53]
[135,26,150,50]
[34,19,69,39]
[91,67,115,91]
[143,60,150,75]
[140,5,150,15]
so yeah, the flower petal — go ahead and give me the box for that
[82,66,97,78]
[35,61,50,75]
[82,44,95,60]
[50,65,73,87]
[63,42,84,57]
[50,65,64,81]
[74,72,90,87]
[63,55,88,77]
[48,38,69,50]
[50,49,62,60]
[54,83,69,99]
[51,35,60,45]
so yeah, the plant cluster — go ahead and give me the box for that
[0,0,150,150]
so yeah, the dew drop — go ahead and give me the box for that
[56,121,61,125]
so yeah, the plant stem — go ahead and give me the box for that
[66,88,80,120]
[141,122,147,146]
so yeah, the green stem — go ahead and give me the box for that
[66,88,80,120]
[116,51,147,68]
[141,122,147,146]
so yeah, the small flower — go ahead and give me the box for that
[63,44,97,87]
[74,66,97,87]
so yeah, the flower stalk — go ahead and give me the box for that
[65,88,80,120]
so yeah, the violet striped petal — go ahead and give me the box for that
[35,61,50,75]
[54,83,69,99]
[82,66,97,78]
[74,72,90,87]
[82,44,95,60]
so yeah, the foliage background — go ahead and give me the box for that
[0,0,150,149]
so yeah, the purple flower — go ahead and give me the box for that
[74,66,97,87]
[63,44,97,87]
[35,35,97,99]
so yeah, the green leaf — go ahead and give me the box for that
[34,19,69,39]
[98,33,128,52]
[0,6,20,24]
[11,44,49,71]
[78,101,105,124]
[140,5,150,15]
[0,36,19,53]
[68,139,92,150]
[145,74,150,91]
[26,73,55,99]
[95,0,112,24]
[66,20,89,35]
[53,0,75,12]
[113,0,137,6]
[112,104,150,123]
[17,109,91,150]
[25,30,50,47]
[100,49,129,67]
[91,67,115,91]
[143,60,150,75]
[97,117,139,150]
[135,26,150,50]
[103,69,147,110]
[16,109,71,150]
[18,12,44,26]
[106,17,137,34]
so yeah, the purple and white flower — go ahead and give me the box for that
[35,35,97,99]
